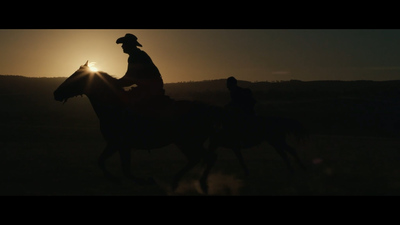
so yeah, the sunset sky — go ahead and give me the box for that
[1,29,400,83]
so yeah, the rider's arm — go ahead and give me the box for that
[118,63,139,87]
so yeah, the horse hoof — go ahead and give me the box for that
[105,174,122,184]
[171,181,179,192]
[145,177,157,185]
[200,181,209,194]
[133,177,157,186]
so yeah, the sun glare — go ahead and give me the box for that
[88,62,99,72]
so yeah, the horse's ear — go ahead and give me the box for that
[84,60,89,67]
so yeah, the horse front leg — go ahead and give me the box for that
[98,142,120,183]
[199,151,217,194]
[171,144,202,193]
[198,138,221,194]
[119,147,156,185]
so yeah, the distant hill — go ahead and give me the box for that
[1,75,400,98]
[0,75,66,96]
[2,75,400,137]
[169,79,400,100]
[1,74,400,101]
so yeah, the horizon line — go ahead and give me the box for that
[1,74,400,84]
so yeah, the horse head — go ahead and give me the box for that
[54,61,121,104]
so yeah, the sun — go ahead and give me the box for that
[88,62,99,72]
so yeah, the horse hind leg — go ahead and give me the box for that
[171,158,200,193]
[270,140,295,174]
[231,147,250,176]
[282,143,307,171]
[271,138,307,173]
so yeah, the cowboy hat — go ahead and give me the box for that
[116,33,143,47]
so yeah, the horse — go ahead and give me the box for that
[53,61,223,194]
[208,112,308,176]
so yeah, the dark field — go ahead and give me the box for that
[1,76,400,195]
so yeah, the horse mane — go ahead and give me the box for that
[91,70,223,119]
[95,71,124,92]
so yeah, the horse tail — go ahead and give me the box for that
[282,118,309,145]
[191,101,227,129]
[173,100,228,141]
[268,116,309,145]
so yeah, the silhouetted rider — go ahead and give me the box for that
[225,76,258,148]
[226,76,256,116]
[116,33,165,103]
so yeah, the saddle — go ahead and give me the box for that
[124,92,175,119]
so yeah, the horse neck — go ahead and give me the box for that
[84,75,126,121]
[88,72,125,102]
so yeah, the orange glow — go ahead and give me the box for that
[88,62,99,72]
[1,30,400,82]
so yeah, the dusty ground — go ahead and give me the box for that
[1,123,399,195]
